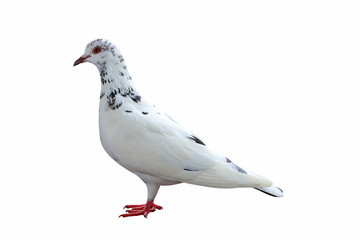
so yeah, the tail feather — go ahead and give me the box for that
[255,186,283,197]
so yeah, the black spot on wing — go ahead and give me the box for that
[226,157,247,173]
[235,165,247,174]
[188,135,206,146]
[184,168,199,171]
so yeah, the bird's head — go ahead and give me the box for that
[73,39,124,68]
[74,39,135,92]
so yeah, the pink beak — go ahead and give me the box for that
[73,55,90,66]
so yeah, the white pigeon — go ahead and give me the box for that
[74,39,283,218]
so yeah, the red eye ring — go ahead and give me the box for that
[92,46,102,54]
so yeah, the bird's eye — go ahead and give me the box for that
[92,46,102,54]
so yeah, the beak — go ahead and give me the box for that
[73,55,90,66]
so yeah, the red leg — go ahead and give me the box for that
[119,200,163,218]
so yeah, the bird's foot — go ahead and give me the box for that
[119,200,163,218]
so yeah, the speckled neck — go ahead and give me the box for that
[97,59,141,110]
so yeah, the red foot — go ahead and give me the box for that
[119,200,163,218]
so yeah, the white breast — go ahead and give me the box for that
[98,96,165,172]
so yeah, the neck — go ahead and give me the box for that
[97,61,141,110]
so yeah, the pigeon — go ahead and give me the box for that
[74,39,283,218]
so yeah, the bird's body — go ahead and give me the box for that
[74,39,283,218]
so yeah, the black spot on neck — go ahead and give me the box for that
[100,70,107,77]
[125,87,141,103]
[110,103,122,110]
[107,93,116,107]
[105,87,142,110]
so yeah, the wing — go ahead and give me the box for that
[103,103,272,188]
[160,112,272,188]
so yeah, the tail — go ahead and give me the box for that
[255,186,283,197]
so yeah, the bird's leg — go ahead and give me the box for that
[119,183,162,218]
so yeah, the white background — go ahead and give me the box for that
[1,0,359,239]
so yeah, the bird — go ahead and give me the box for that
[74,39,283,218]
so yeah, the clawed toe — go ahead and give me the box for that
[119,201,163,218]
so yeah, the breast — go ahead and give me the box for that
[99,108,123,163]
[98,99,159,170]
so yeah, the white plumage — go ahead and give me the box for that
[74,39,283,218]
